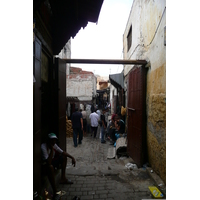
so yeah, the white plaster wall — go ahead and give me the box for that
[123,0,166,75]
[110,85,117,97]
[66,78,93,101]
[92,76,97,97]
[58,39,71,73]
[109,84,117,114]
[123,0,166,183]
[58,39,71,59]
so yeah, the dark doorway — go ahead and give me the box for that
[127,66,148,167]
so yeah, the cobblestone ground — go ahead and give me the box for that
[56,133,155,200]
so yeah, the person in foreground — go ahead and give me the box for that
[41,133,76,199]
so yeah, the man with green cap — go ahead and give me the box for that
[41,133,76,199]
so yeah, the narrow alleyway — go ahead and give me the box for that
[55,133,158,200]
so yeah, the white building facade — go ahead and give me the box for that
[123,0,166,183]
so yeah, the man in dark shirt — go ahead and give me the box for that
[116,119,125,134]
[71,107,83,147]
[107,114,117,145]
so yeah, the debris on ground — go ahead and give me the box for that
[107,147,116,159]
[148,186,164,198]
[125,163,138,170]
[116,137,128,158]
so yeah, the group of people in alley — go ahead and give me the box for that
[40,104,125,200]
[71,105,125,146]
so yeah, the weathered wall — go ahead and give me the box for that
[92,76,97,98]
[123,0,166,183]
[66,74,94,101]
[96,76,109,90]
[59,39,71,59]
[110,84,117,114]
[59,39,71,76]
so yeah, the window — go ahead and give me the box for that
[127,25,132,52]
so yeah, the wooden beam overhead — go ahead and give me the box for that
[63,59,147,65]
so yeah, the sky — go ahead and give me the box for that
[71,0,133,77]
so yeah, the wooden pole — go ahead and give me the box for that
[63,58,147,65]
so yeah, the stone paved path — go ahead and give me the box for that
[55,134,155,200]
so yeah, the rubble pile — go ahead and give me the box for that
[66,116,73,137]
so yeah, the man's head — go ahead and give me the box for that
[114,115,120,127]
[102,107,107,113]
[116,120,125,133]
[47,133,58,146]
[111,114,116,122]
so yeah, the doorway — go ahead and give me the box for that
[127,65,148,167]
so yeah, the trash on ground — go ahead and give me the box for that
[56,190,66,196]
[107,147,116,159]
[148,186,164,198]
[116,137,128,158]
[125,163,138,170]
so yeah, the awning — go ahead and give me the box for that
[51,0,104,54]
[109,73,124,89]
[34,0,104,55]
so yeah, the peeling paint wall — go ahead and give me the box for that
[66,74,96,101]
[123,0,166,183]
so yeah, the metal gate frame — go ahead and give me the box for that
[62,59,148,167]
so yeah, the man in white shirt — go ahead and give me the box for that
[89,108,99,138]
[81,108,87,136]
[96,109,101,117]
[96,108,101,138]
[41,133,76,199]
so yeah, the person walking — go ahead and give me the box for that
[96,108,101,138]
[81,107,87,137]
[89,108,99,138]
[100,108,107,143]
[71,107,83,147]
